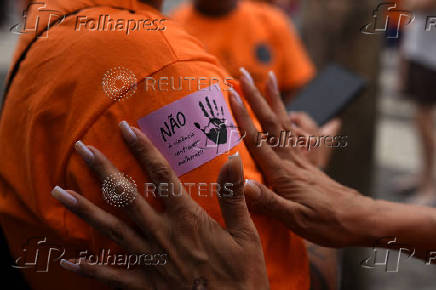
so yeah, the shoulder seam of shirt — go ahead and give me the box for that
[158,24,181,61]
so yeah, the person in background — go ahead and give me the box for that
[251,0,301,16]
[400,0,436,204]
[171,0,315,103]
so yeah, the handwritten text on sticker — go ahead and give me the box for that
[137,83,241,177]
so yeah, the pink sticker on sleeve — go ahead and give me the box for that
[137,83,242,177]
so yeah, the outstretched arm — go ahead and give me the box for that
[231,68,436,260]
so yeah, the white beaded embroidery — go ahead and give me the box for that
[102,172,137,207]
[102,66,137,101]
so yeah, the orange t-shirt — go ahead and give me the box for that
[171,1,315,94]
[0,1,309,290]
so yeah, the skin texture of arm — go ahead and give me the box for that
[360,199,436,260]
[230,68,436,262]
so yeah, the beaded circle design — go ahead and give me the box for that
[102,172,137,207]
[102,66,137,101]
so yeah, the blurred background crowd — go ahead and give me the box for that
[1,0,435,289]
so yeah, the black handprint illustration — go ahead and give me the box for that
[194,96,228,145]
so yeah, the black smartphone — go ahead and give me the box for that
[286,64,366,125]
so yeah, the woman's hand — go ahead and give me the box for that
[288,111,341,169]
[52,122,269,290]
[229,69,375,247]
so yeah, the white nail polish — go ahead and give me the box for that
[119,121,137,143]
[51,186,78,207]
[240,67,254,85]
[60,259,80,272]
[268,70,278,90]
[245,179,256,186]
[74,141,94,164]
[229,88,243,105]
[244,179,261,197]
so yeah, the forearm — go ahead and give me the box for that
[345,196,436,258]
[369,200,436,258]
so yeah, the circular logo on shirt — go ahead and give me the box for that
[254,43,272,64]
[102,66,137,101]
[102,172,137,207]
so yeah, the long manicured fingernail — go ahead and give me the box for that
[119,121,137,144]
[51,186,78,207]
[268,71,279,91]
[60,259,80,272]
[244,179,261,197]
[229,88,243,105]
[75,141,94,164]
[240,67,254,85]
